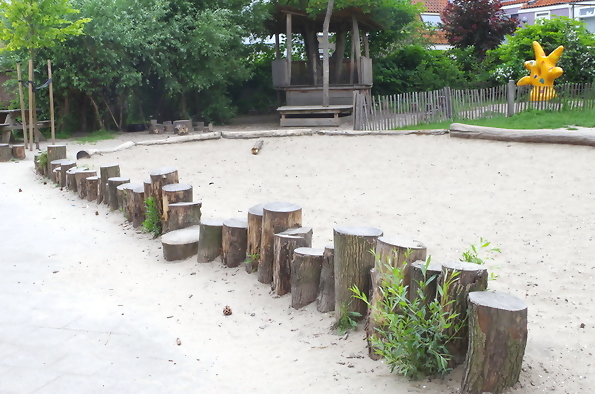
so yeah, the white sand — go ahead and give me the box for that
[17,126,595,392]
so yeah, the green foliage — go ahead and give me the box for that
[489,17,595,84]
[460,237,500,265]
[75,129,116,144]
[38,150,48,168]
[246,253,259,263]
[142,196,161,238]
[332,303,361,335]
[0,0,90,53]
[352,257,461,379]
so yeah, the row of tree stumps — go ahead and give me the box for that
[33,145,528,394]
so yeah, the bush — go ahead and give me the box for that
[352,257,461,379]
[142,196,161,238]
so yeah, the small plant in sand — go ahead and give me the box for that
[245,253,259,272]
[332,302,361,335]
[38,150,48,169]
[143,196,161,237]
[461,237,501,279]
[351,257,461,380]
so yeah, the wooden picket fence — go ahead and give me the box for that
[353,81,595,131]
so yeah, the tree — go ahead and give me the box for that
[488,17,595,84]
[440,0,517,58]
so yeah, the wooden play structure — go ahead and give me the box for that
[34,144,529,393]
[266,6,376,127]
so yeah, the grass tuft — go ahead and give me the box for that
[75,129,116,144]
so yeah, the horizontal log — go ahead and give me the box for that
[222,129,313,139]
[450,123,595,147]
[317,129,447,136]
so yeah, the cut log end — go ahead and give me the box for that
[161,225,200,261]
[222,218,248,268]
[197,218,224,263]
[291,247,324,309]
[252,139,264,154]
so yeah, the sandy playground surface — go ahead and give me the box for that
[4,118,595,393]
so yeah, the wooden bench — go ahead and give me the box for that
[277,105,353,127]
[0,110,49,143]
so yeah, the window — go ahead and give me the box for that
[535,11,550,20]
[579,7,595,17]
[421,14,442,26]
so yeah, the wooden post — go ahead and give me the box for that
[440,261,489,365]
[149,166,179,222]
[0,144,11,162]
[444,86,453,119]
[462,291,528,394]
[363,33,370,58]
[59,160,76,188]
[286,13,292,86]
[507,79,516,117]
[164,201,202,233]
[246,203,267,273]
[50,158,70,183]
[143,179,152,200]
[16,63,28,151]
[11,145,26,160]
[86,176,99,202]
[162,183,192,223]
[333,226,383,320]
[221,218,249,268]
[47,59,55,145]
[28,59,36,150]
[117,182,141,220]
[46,145,66,177]
[99,164,120,204]
[322,0,334,107]
[291,247,324,309]
[66,167,83,191]
[131,186,146,228]
[272,233,309,296]
[107,177,130,210]
[75,170,97,199]
[258,202,302,284]
[197,218,224,263]
[316,245,335,312]
[352,15,361,84]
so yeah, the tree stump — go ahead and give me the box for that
[107,177,130,211]
[117,183,141,220]
[58,160,76,188]
[279,227,312,246]
[258,202,302,284]
[161,225,200,261]
[366,267,384,360]
[131,186,146,228]
[164,201,202,233]
[375,235,427,299]
[222,218,248,268]
[317,245,335,313]
[34,153,45,176]
[66,167,84,191]
[440,261,489,365]
[86,176,99,202]
[99,164,120,204]
[46,145,66,176]
[0,144,11,162]
[291,247,324,309]
[462,291,528,394]
[197,218,224,263]
[76,170,97,199]
[272,233,309,296]
[409,260,443,305]
[173,119,193,135]
[50,159,71,183]
[11,144,25,160]
[149,167,178,222]
[333,226,383,320]
[162,183,192,222]
[246,203,267,274]
[143,179,152,199]
[163,120,174,133]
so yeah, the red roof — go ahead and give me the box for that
[501,0,529,6]
[413,0,448,13]
[521,0,591,8]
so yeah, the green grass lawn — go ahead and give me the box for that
[74,129,116,143]
[398,109,595,130]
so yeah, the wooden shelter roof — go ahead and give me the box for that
[264,5,385,34]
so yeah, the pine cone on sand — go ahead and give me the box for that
[223,305,232,316]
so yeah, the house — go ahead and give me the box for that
[501,0,595,32]
[413,0,451,49]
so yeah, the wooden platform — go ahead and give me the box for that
[277,105,353,127]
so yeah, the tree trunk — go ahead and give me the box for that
[107,177,130,211]
[222,218,249,268]
[76,170,97,199]
[143,179,152,200]
[331,29,347,84]
[11,145,25,160]
[409,260,443,305]
[162,183,193,223]
[59,160,76,188]
[462,291,528,394]
[246,203,267,274]
[440,261,489,365]
[161,225,200,262]
[131,186,146,228]
[149,167,179,223]
[117,183,141,221]
[333,226,383,320]
[322,0,334,106]
[66,167,84,191]
[164,201,202,233]
[46,145,66,177]
[375,235,427,300]
[86,176,99,202]
[99,164,120,204]
[258,202,302,284]
[291,247,324,309]
[272,234,309,296]
[317,245,335,313]
[197,218,224,263]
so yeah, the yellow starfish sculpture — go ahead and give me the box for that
[517,41,564,101]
